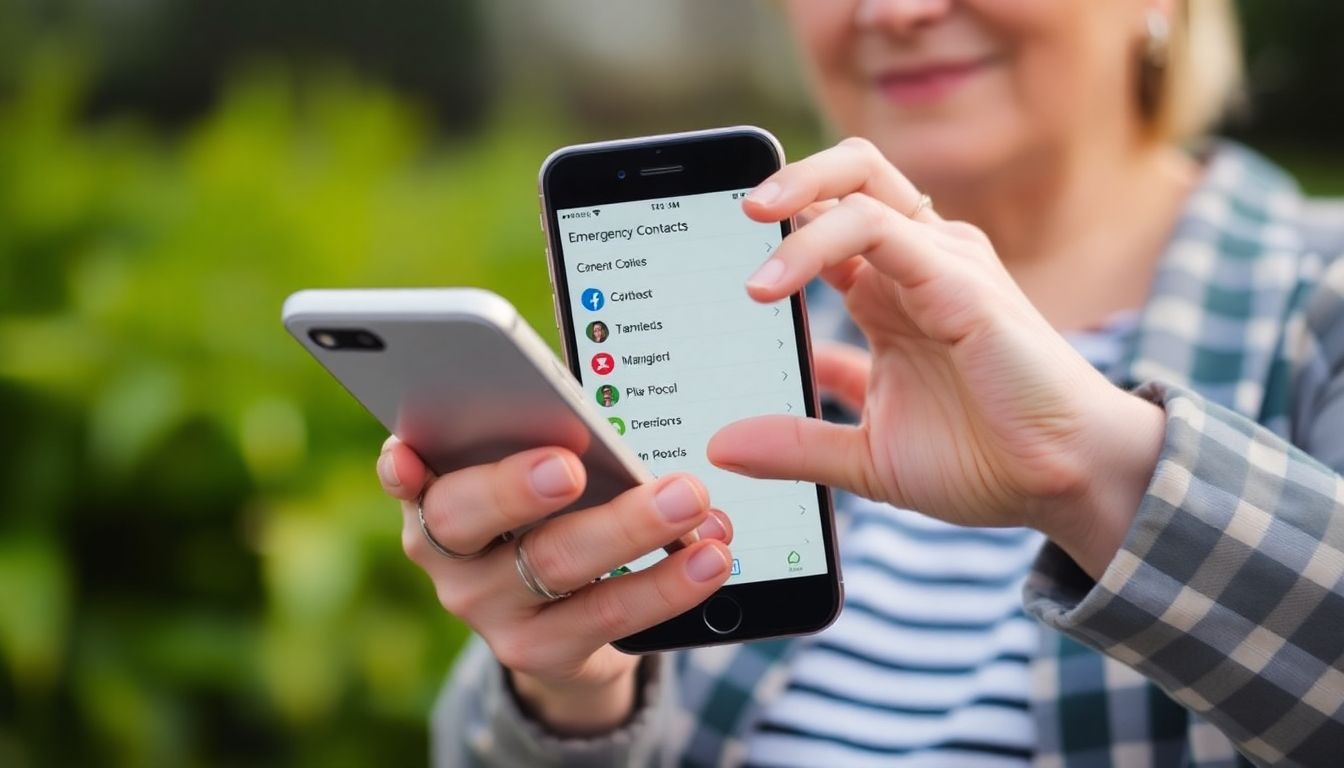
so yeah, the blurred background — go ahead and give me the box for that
[0,1,1341,765]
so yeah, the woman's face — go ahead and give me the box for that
[782,0,1154,189]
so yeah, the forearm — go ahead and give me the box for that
[1025,381,1344,768]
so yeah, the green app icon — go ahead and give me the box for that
[787,551,801,565]
[608,417,626,435]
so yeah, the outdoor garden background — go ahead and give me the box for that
[2,1,1341,765]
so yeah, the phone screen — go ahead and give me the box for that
[554,189,826,585]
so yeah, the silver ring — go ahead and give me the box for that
[908,193,933,220]
[417,488,512,561]
[514,532,573,602]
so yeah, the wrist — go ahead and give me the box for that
[1036,390,1166,580]
[508,662,641,737]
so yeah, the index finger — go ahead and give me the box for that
[415,447,586,558]
[742,137,924,223]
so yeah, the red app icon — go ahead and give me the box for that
[591,352,615,375]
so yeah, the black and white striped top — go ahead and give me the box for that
[743,309,1138,768]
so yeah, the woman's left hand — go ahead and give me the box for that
[707,138,1166,578]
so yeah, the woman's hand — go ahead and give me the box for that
[376,438,733,735]
[707,138,1165,578]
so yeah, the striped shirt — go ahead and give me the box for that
[742,307,1139,768]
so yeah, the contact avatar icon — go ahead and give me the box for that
[586,321,610,343]
[596,384,620,407]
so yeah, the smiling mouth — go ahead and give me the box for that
[873,57,995,105]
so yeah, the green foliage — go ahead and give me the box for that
[0,55,569,766]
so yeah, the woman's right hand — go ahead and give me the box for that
[376,437,734,735]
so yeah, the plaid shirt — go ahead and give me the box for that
[433,143,1344,767]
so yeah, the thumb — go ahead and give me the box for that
[707,415,877,498]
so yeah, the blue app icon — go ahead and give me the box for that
[581,288,605,312]
[731,558,741,576]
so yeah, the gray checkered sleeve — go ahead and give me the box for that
[430,637,676,767]
[1025,381,1344,768]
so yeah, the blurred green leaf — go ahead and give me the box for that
[0,536,70,691]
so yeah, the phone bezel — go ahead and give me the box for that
[539,127,842,652]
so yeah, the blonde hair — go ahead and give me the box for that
[1152,0,1245,142]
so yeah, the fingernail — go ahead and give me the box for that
[377,451,400,489]
[530,456,577,498]
[695,513,727,541]
[747,259,786,289]
[686,546,730,582]
[746,181,780,205]
[654,478,704,523]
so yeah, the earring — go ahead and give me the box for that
[1138,8,1170,120]
[1144,9,1170,69]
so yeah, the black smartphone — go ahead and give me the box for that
[538,126,842,652]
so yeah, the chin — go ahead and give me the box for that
[834,77,1028,188]
[862,119,1028,194]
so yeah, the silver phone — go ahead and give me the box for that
[281,287,657,517]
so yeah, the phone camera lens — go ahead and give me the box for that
[616,169,627,180]
[309,328,383,351]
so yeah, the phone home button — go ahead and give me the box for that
[701,596,742,635]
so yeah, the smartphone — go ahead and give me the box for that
[539,126,842,652]
[281,288,664,520]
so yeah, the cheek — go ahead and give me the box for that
[1009,47,1083,136]
[785,2,867,131]
[994,1,1137,124]
[1010,25,1135,139]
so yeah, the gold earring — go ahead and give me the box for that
[1138,9,1170,120]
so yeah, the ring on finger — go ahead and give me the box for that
[418,487,513,561]
[908,193,933,220]
[515,531,574,602]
